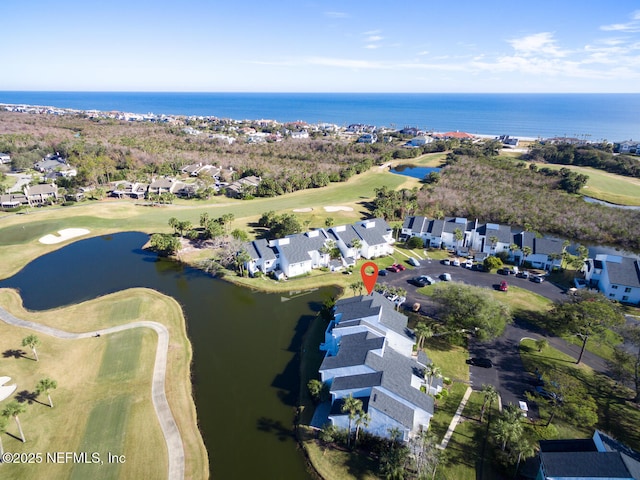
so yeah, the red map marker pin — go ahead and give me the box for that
[360,261,379,295]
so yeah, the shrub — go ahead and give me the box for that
[407,236,424,249]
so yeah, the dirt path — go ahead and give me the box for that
[0,306,185,480]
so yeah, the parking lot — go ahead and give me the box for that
[379,255,568,414]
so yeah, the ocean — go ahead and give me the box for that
[1,91,639,142]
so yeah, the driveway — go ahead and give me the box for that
[379,256,613,413]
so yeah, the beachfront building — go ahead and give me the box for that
[314,293,440,442]
[582,254,640,305]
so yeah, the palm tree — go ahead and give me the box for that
[354,409,371,447]
[513,437,535,478]
[522,245,533,264]
[414,323,433,351]
[492,404,523,451]
[489,235,499,252]
[2,401,27,442]
[424,363,442,394]
[0,416,7,456]
[453,228,464,249]
[535,338,549,352]
[235,249,252,277]
[22,334,40,361]
[480,384,499,422]
[350,238,362,258]
[36,378,58,408]
[341,394,362,447]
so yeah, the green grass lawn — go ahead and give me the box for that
[0,287,208,480]
[519,338,640,451]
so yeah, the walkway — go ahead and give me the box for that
[438,386,473,450]
[0,306,185,480]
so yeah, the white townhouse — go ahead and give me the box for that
[583,254,640,305]
[315,293,441,442]
[271,229,331,278]
[514,232,564,271]
[244,239,278,276]
[402,216,476,253]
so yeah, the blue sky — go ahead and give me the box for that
[2,1,640,92]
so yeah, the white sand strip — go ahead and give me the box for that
[292,207,313,213]
[39,228,90,244]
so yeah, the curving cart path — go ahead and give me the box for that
[0,306,185,480]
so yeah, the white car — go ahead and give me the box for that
[452,258,461,267]
[408,257,421,267]
[443,259,451,265]
[464,260,474,269]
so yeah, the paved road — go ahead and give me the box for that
[0,306,185,480]
[380,255,618,414]
[5,173,32,193]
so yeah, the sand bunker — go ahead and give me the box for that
[0,376,17,402]
[324,206,354,212]
[292,207,313,213]
[39,228,90,244]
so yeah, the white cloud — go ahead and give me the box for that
[600,10,640,32]
[364,44,379,49]
[367,35,383,42]
[508,32,567,57]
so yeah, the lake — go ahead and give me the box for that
[0,232,336,479]
[390,165,441,180]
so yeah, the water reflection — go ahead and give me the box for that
[0,232,335,479]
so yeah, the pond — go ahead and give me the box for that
[390,164,441,180]
[0,232,336,479]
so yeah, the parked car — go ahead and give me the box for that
[452,258,461,267]
[440,273,452,281]
[535,386,562,402]
[516,271,530,279]
[498,268,510,275]
[408,257,421,267]
[466,357,493,368]
[396,263,406,271]
[499,280,508,291]
[464,260,474,269]
[532,275,545,283]
[387,264,400,273]
[410,275,435,287]
[378,269,387,276]
[442,259,451,266]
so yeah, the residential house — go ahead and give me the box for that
[405,136,433,147]
[351,219,394,259]
[476,223,513,255]
[496,135,519,147]
[401,216,474,252]
[514,232,564,270]
[537,430,640,480]
[34,154,77,177]
[290,130,309,139]
[271,229,331,278]
[357,133,378,144]
[24,184,58,206]
[244,239,278,276]
[148,177,185,196]
[614,141,640,154]
[111,181,148,199]
[0,193,28,208]
[181,163,220,177]
[225,175,261,198]
[433,131,476,141]
[582,254,640,304]
[316,293,440,442]
[0,152,11,164]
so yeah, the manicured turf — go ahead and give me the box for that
[97,330,143,381]
[69,395,132,480]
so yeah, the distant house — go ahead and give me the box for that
[24,184,58,206]
[111,181,148,200]
[433,131,475,141]
[614,141,640,154]
[148,177,185,196]
[0,152,11,164]
[582,254,640,304]
[315,293,440,442]
[351,219,395,259]
[405,136,433,147]
[225,175,261,198]
[496,135,519,147]
[537,430,640,480]
[0,193,28,208]
[181,163,220,177]
[290,130,309,139]
[357,133,377,144]
[34,154,77,177]
[401,216,474,252]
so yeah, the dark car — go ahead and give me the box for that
[410,275,435,287]
[516,271,530,279]
[498,268,510,275]
[466,357,493,368]
[378,269,388,276]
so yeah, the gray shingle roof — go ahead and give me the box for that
[331,372,383,391]
[369,388,416,429]
[277,229,329,264]
[352,218,392,246]
[244,239,277,262]
[541,451,632,478]
[403,216,429,233]
[478,223,513,243]
[320,332,385,370]
[334,293,413,340]
[606,257,640,288]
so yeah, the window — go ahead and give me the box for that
[625,287,632,293]
[612,285,619,289]
[622,296,629,302]
[609,293,615,297]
